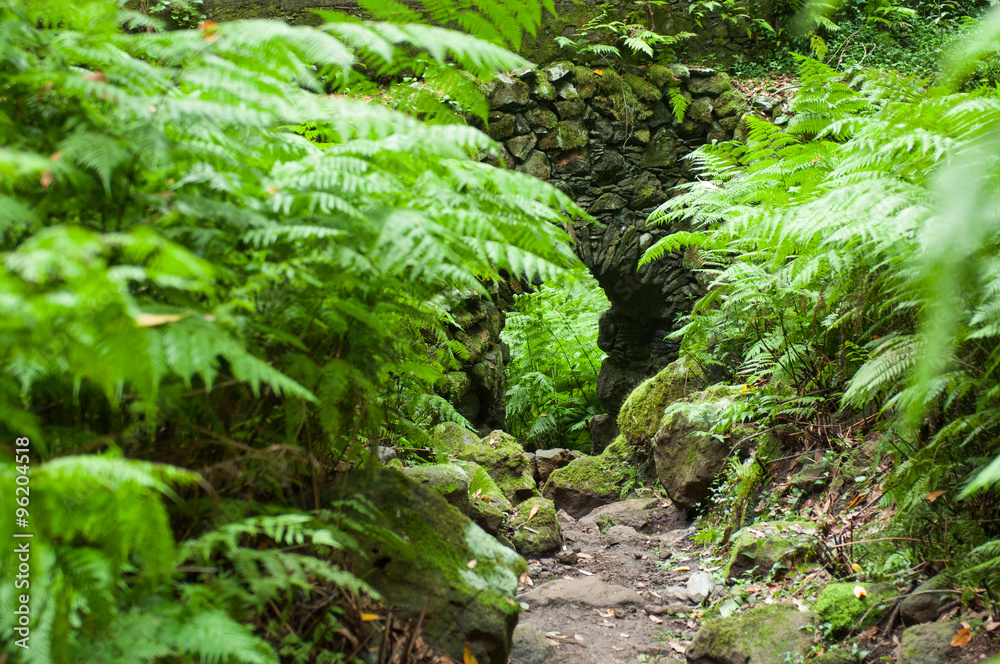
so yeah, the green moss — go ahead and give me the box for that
[321,469,527,662]
[647,64,675,88]
[572,65,596,98]
[432,425,537,504]
[543,435,630,499]
[814,582,899,635]
[624,73,661,102]
[509,497,560,556]
[688,604,812,664]
[714,89,746,118]
[725,521,819,580]
[618,358,705,447]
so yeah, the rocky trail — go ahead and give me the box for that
[511,499,711,664]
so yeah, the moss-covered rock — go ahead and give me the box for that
[401,463,471,514]
[899,573,953,625]
[624,72,661,102]
[508,497,561,557]
[687,603,813,664]
[572,65,596,98]
[647,64,676,88]
[432,424,537,504]
[536,120,588,151]
[321,469,526,664]
[714,89,747,118]
[454,460,514,535]
[725,521,819,581]
[618,357,706,448]
[640,127,679,168]
[688,71,732,95]
[652,384,743,510]
[899,622,961,664]
[542,435,631,518]
[814,582,899,635]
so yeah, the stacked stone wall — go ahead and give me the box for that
[476,63,746,435]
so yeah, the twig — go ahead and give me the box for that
[853,589,963,634]
[826,537,931,549]
[402,590,433,662]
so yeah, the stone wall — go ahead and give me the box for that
[475,62,746,431]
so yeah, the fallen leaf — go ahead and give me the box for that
[577,569,594,576]
[519,573,533,587]
[596,608,615,618]
[136,313,185,327]
[984,618,998,632]
[950,627,972,647]
[669,640,686,654]
[40,170,53,188]
[675,566,691,572]
[467,559,477,569]
[83,71,106,83]
[463,642,479,664]
[528,504,540,521]
[360,613,379,621]
[851,563,863,573]
[926,490,946,502]
[853,585,867,599]
[619,633,630,638]
[649,614,663,624]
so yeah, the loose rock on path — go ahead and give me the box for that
[511,498,710,664]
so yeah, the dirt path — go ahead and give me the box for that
[512,499,711,664]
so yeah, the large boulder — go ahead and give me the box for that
[725,521,819,581]
[814,582,899,635]
[432,423,538,504]
[508,497,561,557]
[542,435,631,518]
[321,469,526,664]
[401,463,471,514]
[618,357,706,449]
[652,384,744,510]
[687,603,813,664]
[533,448,577,484]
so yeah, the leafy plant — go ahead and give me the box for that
[502,269,608,450]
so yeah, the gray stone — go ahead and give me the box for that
[522,575,640,607]
[517,150,550,180]
[589,193,627,214]
[534,448,577,483]
[603,524,641,545]
[899,575,954,625]
[557,81,579,100]
[486,112,516,140]
[753,95,781,112]
[640,128,678,168]
[899,622,961,664]
[652,385,744,510]
[532,78,556,101]
[688,97,714,124]
[725,521,819,581]
[542,436,632,518]
[488,74,530,109]
[587,413,619,454]
[510,624,553,664]
[686,570,716,604]
[592,149,627,185]
[544,61,573,82]
[555,548,578,565]
[687,604,813,664]
[401,463,471,514]
[630,170,665,209]
[505,133,537,161]
[668,64,690,81]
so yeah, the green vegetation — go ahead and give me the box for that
[0,0,577,660]
[642,34,1000,606]
[502,270,608,450]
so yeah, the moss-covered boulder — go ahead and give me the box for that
[899,622,961,664]
[725,521,819,581]
[508,497,561,557]
[321,469,526,664]
[542,435,631,518]
[651,385,743,510]
[899,573,953,624]
[687,603,813,664]
[814,582,899,635]
[618,357,706,448]
[431,424,538,505]
[454,460,514,535]
[401,463,471,514]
